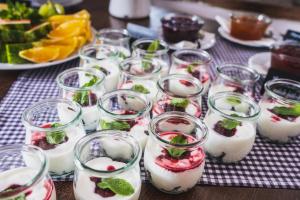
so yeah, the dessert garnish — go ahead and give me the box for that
[179,80,193,87]
[226,96,241,106]
[109,51,127,60]
[131,84,150,94]
[214,117,241,137]
[72,75,99,106]
[170,98,189,109]
[142,40,160,70]
[269,103,300,121]
[97,178,135,196]
[167,134,188,158]
[100,120,131,131]
[93,65,110,75]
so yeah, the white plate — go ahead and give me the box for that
[218,27,275,48]
[0,29,96,70]
[248,52,271,75]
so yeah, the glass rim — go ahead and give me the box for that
[172,49,212,66]
[216,63,260,84]
[97,89,152,120]
[56,67,106,92]
[149,111,208,148]
[161,13,205,25]
[119,57,162,79]
[132,38,169,56]
[157,74,204,98]
[74,131,141,175]
[22,98,82,132]
[264,78,300,104]
[208,91,261,121]
[0,144,48,198]
[230,13,272,25]
[97,28,130,43]
[79,44,115,63]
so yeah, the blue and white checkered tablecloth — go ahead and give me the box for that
[0,35,299,189]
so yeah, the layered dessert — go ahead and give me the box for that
[0,167,56,200]
[204,113,256,163]
[258,100,300,142]
[74,157,141,200]
[208,83,252,97]
[153,75,203,117]
[144,132,205,193]
[25,122,85,175]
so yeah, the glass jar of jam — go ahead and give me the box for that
[230,13,271,40]
[271,40,300,78]
[161,13,204,43]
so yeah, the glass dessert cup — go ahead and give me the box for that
[204,92,260,163]
[161,13,204,43]
[132,38,169,76]
[97,90,152,149]
[209,63,260,98]
[153,74,204,118]
[230,13,271,40]
[118,57,162,102]
[73,131,141,200]
[144,112,208,194]
[0,144,56,200]
[79,44,123,92]
[22,98,86,176]
[257,79,300,143]
[170,49,212,93]
[96,28,131,58]
[57,67,106,132]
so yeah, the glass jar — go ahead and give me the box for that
[97,90,152,149]
[204,92,260,163]
[153,74,204,118]
[209,63,260,98]
[0,144,56,200]
[79,44,122,91]
[257,79,300,143]
[74,131,141,200]
[144,111,207,194]
[118,57,162,102]
[22,98,85,175]
[57,67,105,131]
[132,38,169,76]
[170,49,212,93]
[97,28,131,57]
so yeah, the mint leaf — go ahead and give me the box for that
[100,120,131,131]
[272,104,300,117]
[226,97,241,106]
[171,98,189,108]
[142,40,160,70]
[187,65,194,73]
[15,194,26,200]
[147,40,160,53]
[82,75,99,88]
[220,118,241,130]
[97,178,135,196]
[73,90,89,106]
[131,84,150,94]
[46,131,66,145]
[167,135,188,158]
[51,123,62,128]
[93,65,109,75]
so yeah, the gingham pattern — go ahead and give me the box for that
[0,36,300,188]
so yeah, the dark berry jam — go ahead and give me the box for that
[214,121,237,137]
[90,177,115,198]
[0,184,32,198]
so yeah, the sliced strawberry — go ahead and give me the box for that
[201,73,210,84]
[179,80,193,87]
[271,115,281,122]
[166,118,191,125]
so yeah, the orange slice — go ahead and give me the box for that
[19,47,60,63]
[48,20,86,39]
[54,45,76,60]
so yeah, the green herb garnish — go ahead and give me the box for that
[97,178,135,196]
[186,63,198,74]
[271,104,300,117]
[220,118,241,130]
[46,123,66,145]
[226,97,241,106]
[72,90,89,105]
[82,75,99,88]
[171,98,189,108]
[93,65,109,75]
[3,189,25,200]
[167,135,188,159]
[131,84,150,94]
[100,120,131,131]
[142,40,160,70]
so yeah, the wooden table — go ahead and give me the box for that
[1,0,300,199]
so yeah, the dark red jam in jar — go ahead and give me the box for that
[161,13,204,43]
